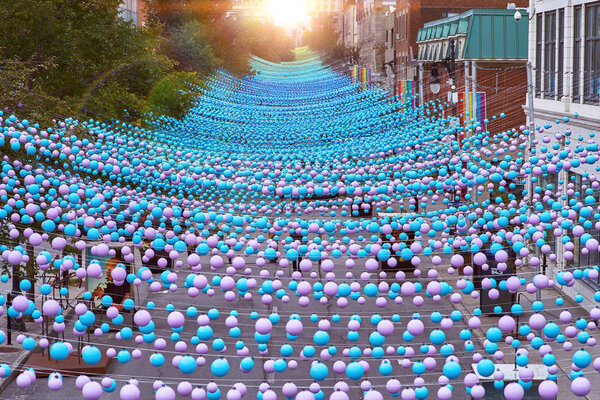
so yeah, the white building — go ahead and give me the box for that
[119,0,146,27]
[308,0,345,15]
[229,0,272,23]
[526,0,600,306]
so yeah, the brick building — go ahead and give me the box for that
[416,9,529,134]
[119,0,147,27]
[394,0,528,98]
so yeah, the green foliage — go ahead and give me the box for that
[148,72,204,119]
[238,21,295,64]
[0,0,295,126]
[303,16,357,65]
[0,59,75,127]
[0,0,151,98]
[78,52,175,122]
[82,81,149,123]
[147,0,232,27]
[160,20,221,75]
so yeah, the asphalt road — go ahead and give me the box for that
[1,247,470,400]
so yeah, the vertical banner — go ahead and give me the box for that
[398,80,416,110]
[458,92,486,128]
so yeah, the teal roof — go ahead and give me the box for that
[417,9,528,61]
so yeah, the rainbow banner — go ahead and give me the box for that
[398,80,416,109]
[458,91,486,126]
[351,65,371,90]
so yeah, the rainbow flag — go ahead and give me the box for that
[458,91,486,127]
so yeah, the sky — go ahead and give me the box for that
[268,0,310,28]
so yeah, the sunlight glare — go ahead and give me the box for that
[268,0,308,28]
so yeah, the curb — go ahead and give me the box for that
[0,288,85,394]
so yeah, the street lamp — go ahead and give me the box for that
[429,66,441,94]
[507,3,535,21]
[429,38,456,115]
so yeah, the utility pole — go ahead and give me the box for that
[526,60,541,301]
[449,39,457,118]
[418,63,424,108]
[471,61,477,123]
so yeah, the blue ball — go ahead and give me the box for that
[211,358,229,377]
[443,360,461,379]
[82,346,102,365]
[476,358,495,377]
[573,349,591,369]
[346,361,364,380]
[50,342,69,361]
[310,362,329,381]
[150,353,165,367]
[179,355,197,374]
[240,357,254,372]
[117,350,131,363]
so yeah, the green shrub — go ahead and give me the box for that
[83,81,149,122]
[148,72,204,119]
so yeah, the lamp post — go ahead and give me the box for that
[429,38,457,117]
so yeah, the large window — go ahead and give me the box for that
[544,11,556,98]
[535,14,543,97]
[573,6,582,102]
[584,2,600,104]
[558,9,564,98]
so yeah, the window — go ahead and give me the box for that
[567,171,600,280]
[558,9,564,98]
[535,14,543,97]
[584,2,600,104]
[544,11,556,98]
[574,6,582,102]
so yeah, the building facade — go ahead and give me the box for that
[119,0,146,27]
[417,9,529,133]
[394,0,528,102]
[308,0,345,14]
[342,1,359,48]
[230,0,272,23]
[526,0,600,308]
[355,1,396,91]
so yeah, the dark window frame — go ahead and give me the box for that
[535,13,543,97]
[544,11,557,98]
[584,2,600,104]
[558,9,564,98]
[574,6,582,102]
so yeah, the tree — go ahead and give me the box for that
[0,0,152,98]
[303,15,355,65]
[160,20,221,75]
[147,0,232,27]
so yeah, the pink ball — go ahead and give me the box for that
[538,380,558,399]
[156,386,176,400]
[120,383,141,400]
[134,310,151,327]
[406,319,424,336]
[377,320,394,336]
[286,319,303,336]
[82,381,103,400]
[451,254,464,267]
[504,382,524,400]
[571,377,591,397]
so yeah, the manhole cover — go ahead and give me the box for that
[0,346,20,353]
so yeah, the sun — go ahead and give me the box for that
[267,0,308,29]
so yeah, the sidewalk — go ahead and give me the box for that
[0,281,86,393]
[442,261,600,399]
